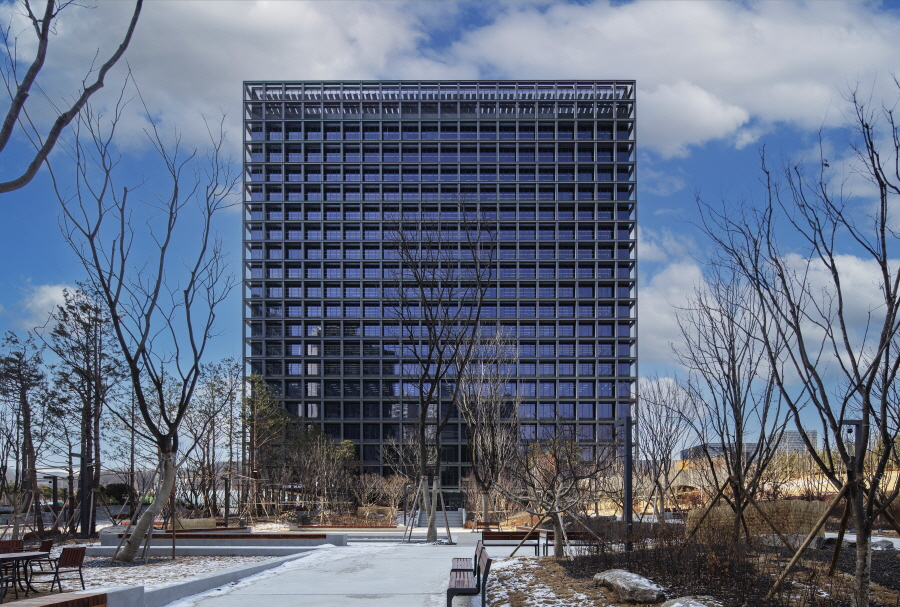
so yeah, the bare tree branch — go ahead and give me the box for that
[0,0,143,193]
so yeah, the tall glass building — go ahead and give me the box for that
[243,81,636,487]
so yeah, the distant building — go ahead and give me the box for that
[680,431,817,461]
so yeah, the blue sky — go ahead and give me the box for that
[2,0,899,381]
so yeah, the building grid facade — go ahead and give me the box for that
[243,80,637,486]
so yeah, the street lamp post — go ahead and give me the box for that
[43,474,62,533]
[842,420,863,533]
[221,475,231,528]
[42,475,60,516]
[615,415,634,551]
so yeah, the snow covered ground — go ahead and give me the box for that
[49,554,279,592]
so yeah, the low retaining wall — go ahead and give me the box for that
[88,532,345,557]
[75,551,311,607]
[100,532,344,547]
[86,545,329,557]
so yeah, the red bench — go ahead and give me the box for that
[447,544,491,607]
[481,530,541,556]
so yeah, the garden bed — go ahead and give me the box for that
[551,523,900,607]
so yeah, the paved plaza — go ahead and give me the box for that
[184,530,525,607]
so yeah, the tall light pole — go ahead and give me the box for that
[221,475,231,528]
[616,412,634,551]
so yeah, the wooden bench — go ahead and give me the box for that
[5,591,106,607]
[474,521,501,532]
[543,530,595,556]
[447,544,491,607]
[481,530,540,556]
[451,540,483,573]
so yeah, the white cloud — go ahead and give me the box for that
[638,227,705,365]
[5,1,900,159]
[17,283,72,331]
[638,260,704,366]
[638,226,699,265]
[640,164,688,197]
[447,1,900,156]
[641,82,749,158]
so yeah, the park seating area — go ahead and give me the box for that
[447,541,492,607]
[29,546,87,594]
[480,530,541,556]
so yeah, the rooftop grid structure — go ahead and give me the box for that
[243,80,637,486]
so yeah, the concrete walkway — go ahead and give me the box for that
[187,529,527,607]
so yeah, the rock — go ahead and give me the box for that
[593,569,665,603]
[822,536,853,549]
[662,596,728,607]
[871,539,896,551]
[757,534,824,550]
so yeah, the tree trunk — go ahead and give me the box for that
[851,490,871,607]
[21,387,44,537]
[551,510,566,558]
[481,490,490,524]
[656,481,667,526]
[113,455,175,562]
[426,476,439,542]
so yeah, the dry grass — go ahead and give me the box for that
[488,553,900,607]
[488,558,618,607]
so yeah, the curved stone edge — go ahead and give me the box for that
[73,550,316,607]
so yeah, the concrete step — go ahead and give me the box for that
[417,511,464,526]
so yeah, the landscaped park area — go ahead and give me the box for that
[3,506,900,607]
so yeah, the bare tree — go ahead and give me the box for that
[379,474,408,523]
[176,361,241,518]
[504,430,615,558]
[636,375,694,523]
[385,203,494,541]
[350,473,382,519]
[456,325,519,524]
[0,0,142,193]
[696,83,900,606]
[0,332,50,537]
[674,272,790,541]
[286,426,356,524]
[47,89,239,560]
[242,375,287,517]
[40,285,126,534]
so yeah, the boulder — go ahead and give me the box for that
[662,597,727,607]
[593,569,665,603]
[822,536,853,549]
[756,533,823,550]
[871,539,896,551]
